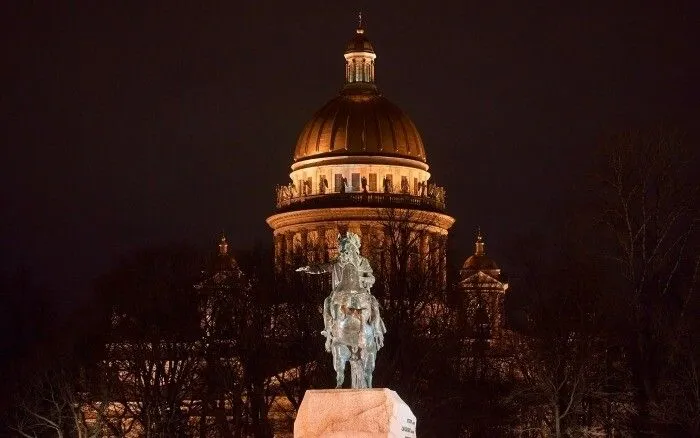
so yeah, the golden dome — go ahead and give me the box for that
[293,17,426,163]
[293,89,427,162]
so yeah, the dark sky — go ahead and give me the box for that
[1,1,698,302]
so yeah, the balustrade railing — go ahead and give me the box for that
[274,187,447,212]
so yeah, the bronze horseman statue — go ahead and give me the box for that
[297,232,387,388]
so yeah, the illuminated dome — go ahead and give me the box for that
[293,17,426,164]
[267,15,455,276]
[293,91,426,162]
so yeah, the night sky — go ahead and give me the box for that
[1,2,698,303]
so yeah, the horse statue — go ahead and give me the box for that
[297,232,386,388]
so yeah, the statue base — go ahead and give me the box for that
[293,388,416,437]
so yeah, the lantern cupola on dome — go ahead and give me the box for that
[344,12,376,86]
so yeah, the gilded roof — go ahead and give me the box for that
[293,89,427,162]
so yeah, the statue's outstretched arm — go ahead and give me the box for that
[296,263,332,274]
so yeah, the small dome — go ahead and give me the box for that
[345,12,374,53]
[294,90,426,162]
[345,30,374,53]
[212,235,240,274]
[462,229,500,272]
[462,254,499,271]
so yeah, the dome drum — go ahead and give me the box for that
[288,162,430,197]
[275,160,446,213]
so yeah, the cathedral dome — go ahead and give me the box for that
[293,17,426,164]
[293,91,427,162]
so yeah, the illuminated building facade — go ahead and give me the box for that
[266,20,454,270]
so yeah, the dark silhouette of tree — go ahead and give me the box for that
[9,365,87,437]
[90,244,205,437]
[366,208,468,436]
[506,243,634,437]
[593,128,699,435]
[92,243,291,437]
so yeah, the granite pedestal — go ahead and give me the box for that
[294,388,416,438]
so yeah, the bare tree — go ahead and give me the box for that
[91,245,207,437]
[506,258,599,437]
[99,341,204,437]
[651,263,700,436]
[369,208,466,435]
[594,128,699,434]
[9,365,104,438]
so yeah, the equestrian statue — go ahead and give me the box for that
[296,232,386,388]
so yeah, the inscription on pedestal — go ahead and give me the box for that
[401,417,416,437]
